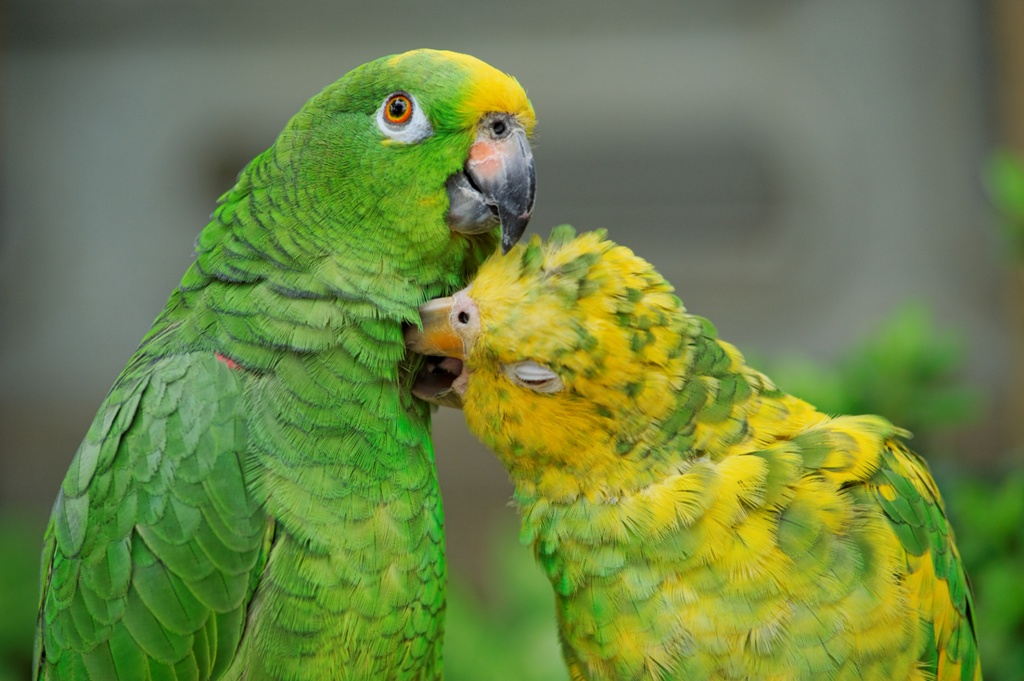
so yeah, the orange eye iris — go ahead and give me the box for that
[384,93,413,125]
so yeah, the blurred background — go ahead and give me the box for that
[3,0,1024,679]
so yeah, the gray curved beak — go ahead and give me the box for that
[446,116,535,254]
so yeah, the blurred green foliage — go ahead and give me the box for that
[445,525,567,681]
[760,303,981,439]
[6,303,1023,680]
[950,472,1024,681]
[987,150,1024,258]
[0,517,40,681]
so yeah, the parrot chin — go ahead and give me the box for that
[412,356,466,409]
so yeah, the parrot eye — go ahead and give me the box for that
[377,91,433,144]
[505,361,564,394]
[385,94,412,124]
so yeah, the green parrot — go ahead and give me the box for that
[407,227,980,681]
[34,49,536,681]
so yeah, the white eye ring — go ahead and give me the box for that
[505,361,564,393]
[376,91,432,144]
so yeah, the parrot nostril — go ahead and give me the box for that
[457,311,471,324]
[491,119,507,137]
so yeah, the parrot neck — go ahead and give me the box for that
[153,142,495,374]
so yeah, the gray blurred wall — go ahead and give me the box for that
[0,0,1000,574]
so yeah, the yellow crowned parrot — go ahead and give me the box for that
[35,49,536,681]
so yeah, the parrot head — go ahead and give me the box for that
[204,49,536,304]
[405,226,694,477]
[303,48,536,252]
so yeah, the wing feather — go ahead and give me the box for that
[34,353,268,680]
[870,443,980,681]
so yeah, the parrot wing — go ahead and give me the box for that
[34,351,270,680]
[869,442,980,681]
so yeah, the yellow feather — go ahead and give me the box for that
[389,49,536,133]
